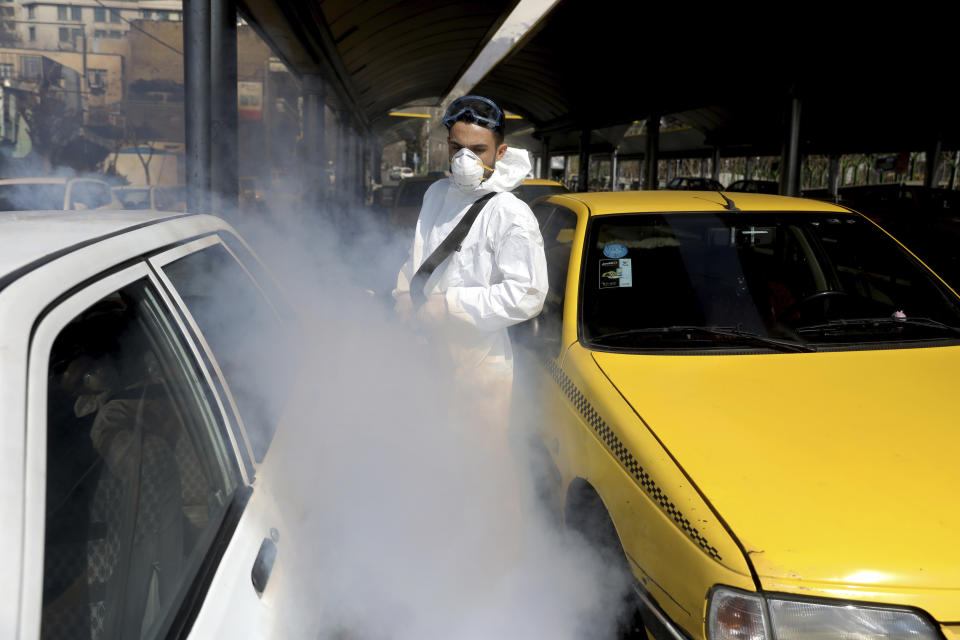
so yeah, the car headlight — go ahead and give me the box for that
[707,586,941,640]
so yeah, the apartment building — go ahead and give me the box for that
[9,0,181,51]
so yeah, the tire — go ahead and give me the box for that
[565,483,648,639]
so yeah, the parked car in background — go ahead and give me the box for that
[0,211,314,638]
[725,179,779,194]
[113,184,188,212]
[664,176,724,191]
[387,166,414,181]
[513,178,569,204]
[514,189,960,640]
[388,174,443,230]
[0,177,122,211]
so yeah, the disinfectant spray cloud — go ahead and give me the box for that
[222,149,636,639]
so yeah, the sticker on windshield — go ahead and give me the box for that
[603,243,628,258]
[600,258,632,289]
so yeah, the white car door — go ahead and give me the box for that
[148,234,311,639]
[22,256,289,639]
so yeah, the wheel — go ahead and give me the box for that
[565,483,649,639]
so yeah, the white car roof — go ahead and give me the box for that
[0,210,186,280]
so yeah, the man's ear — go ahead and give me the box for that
[496,143,508,161]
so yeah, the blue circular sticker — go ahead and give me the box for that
[603,243,628,258]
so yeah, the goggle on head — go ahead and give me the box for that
[442,95,505,131]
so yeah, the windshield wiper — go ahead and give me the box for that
[594,325,816,353]
[797,317,960,336]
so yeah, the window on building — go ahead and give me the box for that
[87,68,107,87]
[142,9,151,19]
[158,10,169,20]
[58,26,69,41]
[29,26,36,40]
[94,7,105,21]
[0,63,15,79]
[110,8,120,22]
[71,27,81,42]
[70,5,81,20]
[20,55,42,80]
[94,29,106,38]
[109,30,122,38]
[28,5,36,18]
[0,6,12,17]
[57,4,67,20]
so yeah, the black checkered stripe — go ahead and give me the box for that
[546,358,723,561]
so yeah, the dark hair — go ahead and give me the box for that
[447,113,504,146]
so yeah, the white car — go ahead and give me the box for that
[0,211,310,638]
[0,177,123,211]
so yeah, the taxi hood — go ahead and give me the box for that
[592,346,960,598]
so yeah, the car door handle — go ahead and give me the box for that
[251,532,279,597]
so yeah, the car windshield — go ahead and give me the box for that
[0,183,67,210]
[116,188,151,209]
[581,212,960,352]
[516,184,568,204]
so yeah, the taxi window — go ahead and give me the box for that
[43,280,241,639]
[162,243,295,461]
[581,212,960,352]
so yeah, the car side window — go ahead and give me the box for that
[42,279,241,640]
[71,182,112,210]
[161,243,294,461]
[530,203,578,354]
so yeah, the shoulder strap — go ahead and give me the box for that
[410,192,496,309]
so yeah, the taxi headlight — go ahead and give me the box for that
[707,587,941,640]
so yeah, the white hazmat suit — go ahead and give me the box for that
[393,147,548,382]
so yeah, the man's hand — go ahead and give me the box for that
[394,292,414,324]
[416,293,448,328]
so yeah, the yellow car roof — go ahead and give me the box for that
[547,190,850,215]
[521,178,566,186]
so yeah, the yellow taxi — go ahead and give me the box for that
[513,191,960,640]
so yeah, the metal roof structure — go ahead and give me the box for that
[237,0,519,136]
[472,1,959,154]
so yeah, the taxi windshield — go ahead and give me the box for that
[582,212,960,352]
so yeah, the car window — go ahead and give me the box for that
[539,205,578,350]
[71,181,113,210]
[42,279,241,640]
[116,189,151,209]
[0,183,67,210]
[161,243,294,461]
[581,212,960,351]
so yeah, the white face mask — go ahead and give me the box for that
[450,148,488,193]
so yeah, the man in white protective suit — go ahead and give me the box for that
[393,94,547,384]
[392,95,548,569]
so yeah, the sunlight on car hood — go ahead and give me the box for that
[592,345,960,617]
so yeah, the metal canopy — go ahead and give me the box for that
[473,0,959,153]
[237,0,519,134]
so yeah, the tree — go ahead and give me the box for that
[122,122,158,185]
